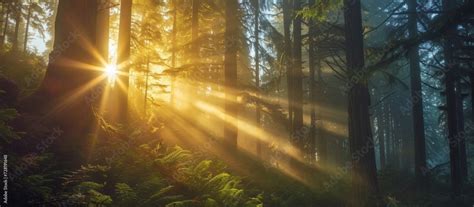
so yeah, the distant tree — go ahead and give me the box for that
[192,0,199,66]
[307,0,318,163]
[443,0,463,196]
[292,0,303,144]
[11,0,20,52]
[0,1,11,48]
[283,0,293,132]
[224,0,239,149]
[170,0,177,105]
[96,0,110,62]
[252,0,262,157]
[116,0,132,124]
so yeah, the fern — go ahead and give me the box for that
[0,107,21,143]
[115,183,137,206]
[88,189,113,205]
[148,185,174,201]
[165,200,195,207]
[157,146,192,165]
[204,198,219,207]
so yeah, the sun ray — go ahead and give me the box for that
[42,75,107,119]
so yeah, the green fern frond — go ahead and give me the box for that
[165,199,195,207]
[157,146,192,164]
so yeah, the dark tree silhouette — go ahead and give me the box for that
[343,0,379,205]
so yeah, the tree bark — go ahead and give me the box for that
[170,0,177,106]
[379,102,386,169]
[383,101,390,168]
[192,0,199,65]
[253,0,262,157]
[343,0,379,205]
[12,0,20,52]
[308,0,318,164]
[24,0,99,167]
[0,3,4,36]
[392,108,401,169]
[23,3,32,52]
[144,56,150,114]
[116,0,132,124]
[315,30,326,166]
[471,74,474,123]
[96,0,110,63]
[407,0,428,189]
[292,0,303,138]
[456,81,468,182]
[443,0,463,197]
[224,0,239,149]
[1,3,9,48]
[283,0,293,133]
[472,73,474,122]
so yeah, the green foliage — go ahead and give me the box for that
[88,189,113,205]
[115,183,138,206]
[0,107,21,143]
[156,146,192,165]
[299,0,343,21]
[22,175,54,199]
[8,153,60,206]
[165,200,196,207]
[54,128,263,207]
[0,51,47,96]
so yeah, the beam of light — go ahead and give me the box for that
[87,82,113,162]
[105,64,118,86]
[168,80,346,175]
[41,75,107,120]
[157,102,321,188]
[193,100,306,163]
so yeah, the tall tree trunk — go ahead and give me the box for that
[393,110,401,170]
[192,0,199,65]
[315,36,326,165]
[456,82,468,181]
[407,0,427,189]
[308,0,318,165]
[383,102,390,168]
[308,0,317,164]
[343,0,379,205]
[12,0,20,52]
[116,0,132,124]
[471,73,474,121]
[254,0,262,157]
[379,102,386,169]
[401,106,414,172]
[387,100,395,168]
[170,0,177,106]
[454,20,468,183]
[292,0,303,138]
[224,0,239,149]
[0,3,9,48]
[283,0,293,133]
[469,72,474,123]
[25,0,99,167]
[471,74,474,121]
[0,3,4,35]
[443,0,462,196]
[96,0,110,63]
[23,3,32,52]
[144,56,150,114]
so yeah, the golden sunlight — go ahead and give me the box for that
[105,64,118,85]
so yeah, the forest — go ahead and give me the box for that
[0,0,473,206]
